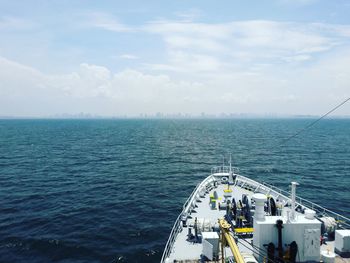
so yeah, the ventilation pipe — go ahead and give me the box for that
[252,193,267,221]
[291,182,299,221]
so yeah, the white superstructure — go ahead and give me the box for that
[161,164,350,263]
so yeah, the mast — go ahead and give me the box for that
[222,156,225,173]
[229,153,234,184]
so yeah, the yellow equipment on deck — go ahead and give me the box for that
[219,219,245,263]
[234,227,254,234]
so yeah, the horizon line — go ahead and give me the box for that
[1,114,350,120]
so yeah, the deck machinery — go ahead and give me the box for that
[161,165,350,263]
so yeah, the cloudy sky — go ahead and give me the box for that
[1,0,350,117]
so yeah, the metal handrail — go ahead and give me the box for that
[182,182,201,210]
[161,175,214,262]
[161,170,350,262]
[211,165,239,175]
[160,213,182,263]
[236,175,350,227]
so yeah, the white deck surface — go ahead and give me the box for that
[164,174,350,263]
[168,183,255,261]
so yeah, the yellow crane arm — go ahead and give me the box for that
[219,219,245,263]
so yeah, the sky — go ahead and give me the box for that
[1,0,350,117]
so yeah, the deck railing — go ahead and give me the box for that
[236,174,350,228]
[160,213,182,263]
[211,165,239,175]
[160,175,214,262]
[161,170,350,262]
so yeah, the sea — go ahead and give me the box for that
[0,118,349,263]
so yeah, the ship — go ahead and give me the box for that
[161,159,350,263]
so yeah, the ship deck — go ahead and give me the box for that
[163,171,350,263]
[168,182,258,262]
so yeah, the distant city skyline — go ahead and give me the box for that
[1,111,350,119]
[1,0,350,117]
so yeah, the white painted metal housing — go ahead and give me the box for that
[161,166,350,263]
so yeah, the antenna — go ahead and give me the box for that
[278,96,350,147]
[222,156,225,172]
[229,154,232,174]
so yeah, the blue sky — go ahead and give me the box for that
[1,0,350,116]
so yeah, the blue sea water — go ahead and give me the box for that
[0,119,349,263]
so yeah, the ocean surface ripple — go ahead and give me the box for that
[0,119,349,262]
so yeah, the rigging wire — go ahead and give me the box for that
[277,97,350,147]
[237,236,272,260]
[227,232,277,263]
[237,240,265,258]
[234,237,278,263]
[222,99,350,263]
[236,239,263,255]
[227,232,264,257]
[238,236,267,255]
[237,237,286,263]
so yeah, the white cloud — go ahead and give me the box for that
[147,51,222,73]
[1,49,350,117]
[282,54,311,62]
[144,20,231,39]
[276,0,318,6]
[119,54,139,60]
[0,56,44,97]
[83,12,133,32]
[0,57,207,115]
[142,19,349,74]
[174,9,203,22]
[1,15,350,116]
[47,63,112,98]
[0,16,36,30]
[79,13,350,73]
[164,35,226,51]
